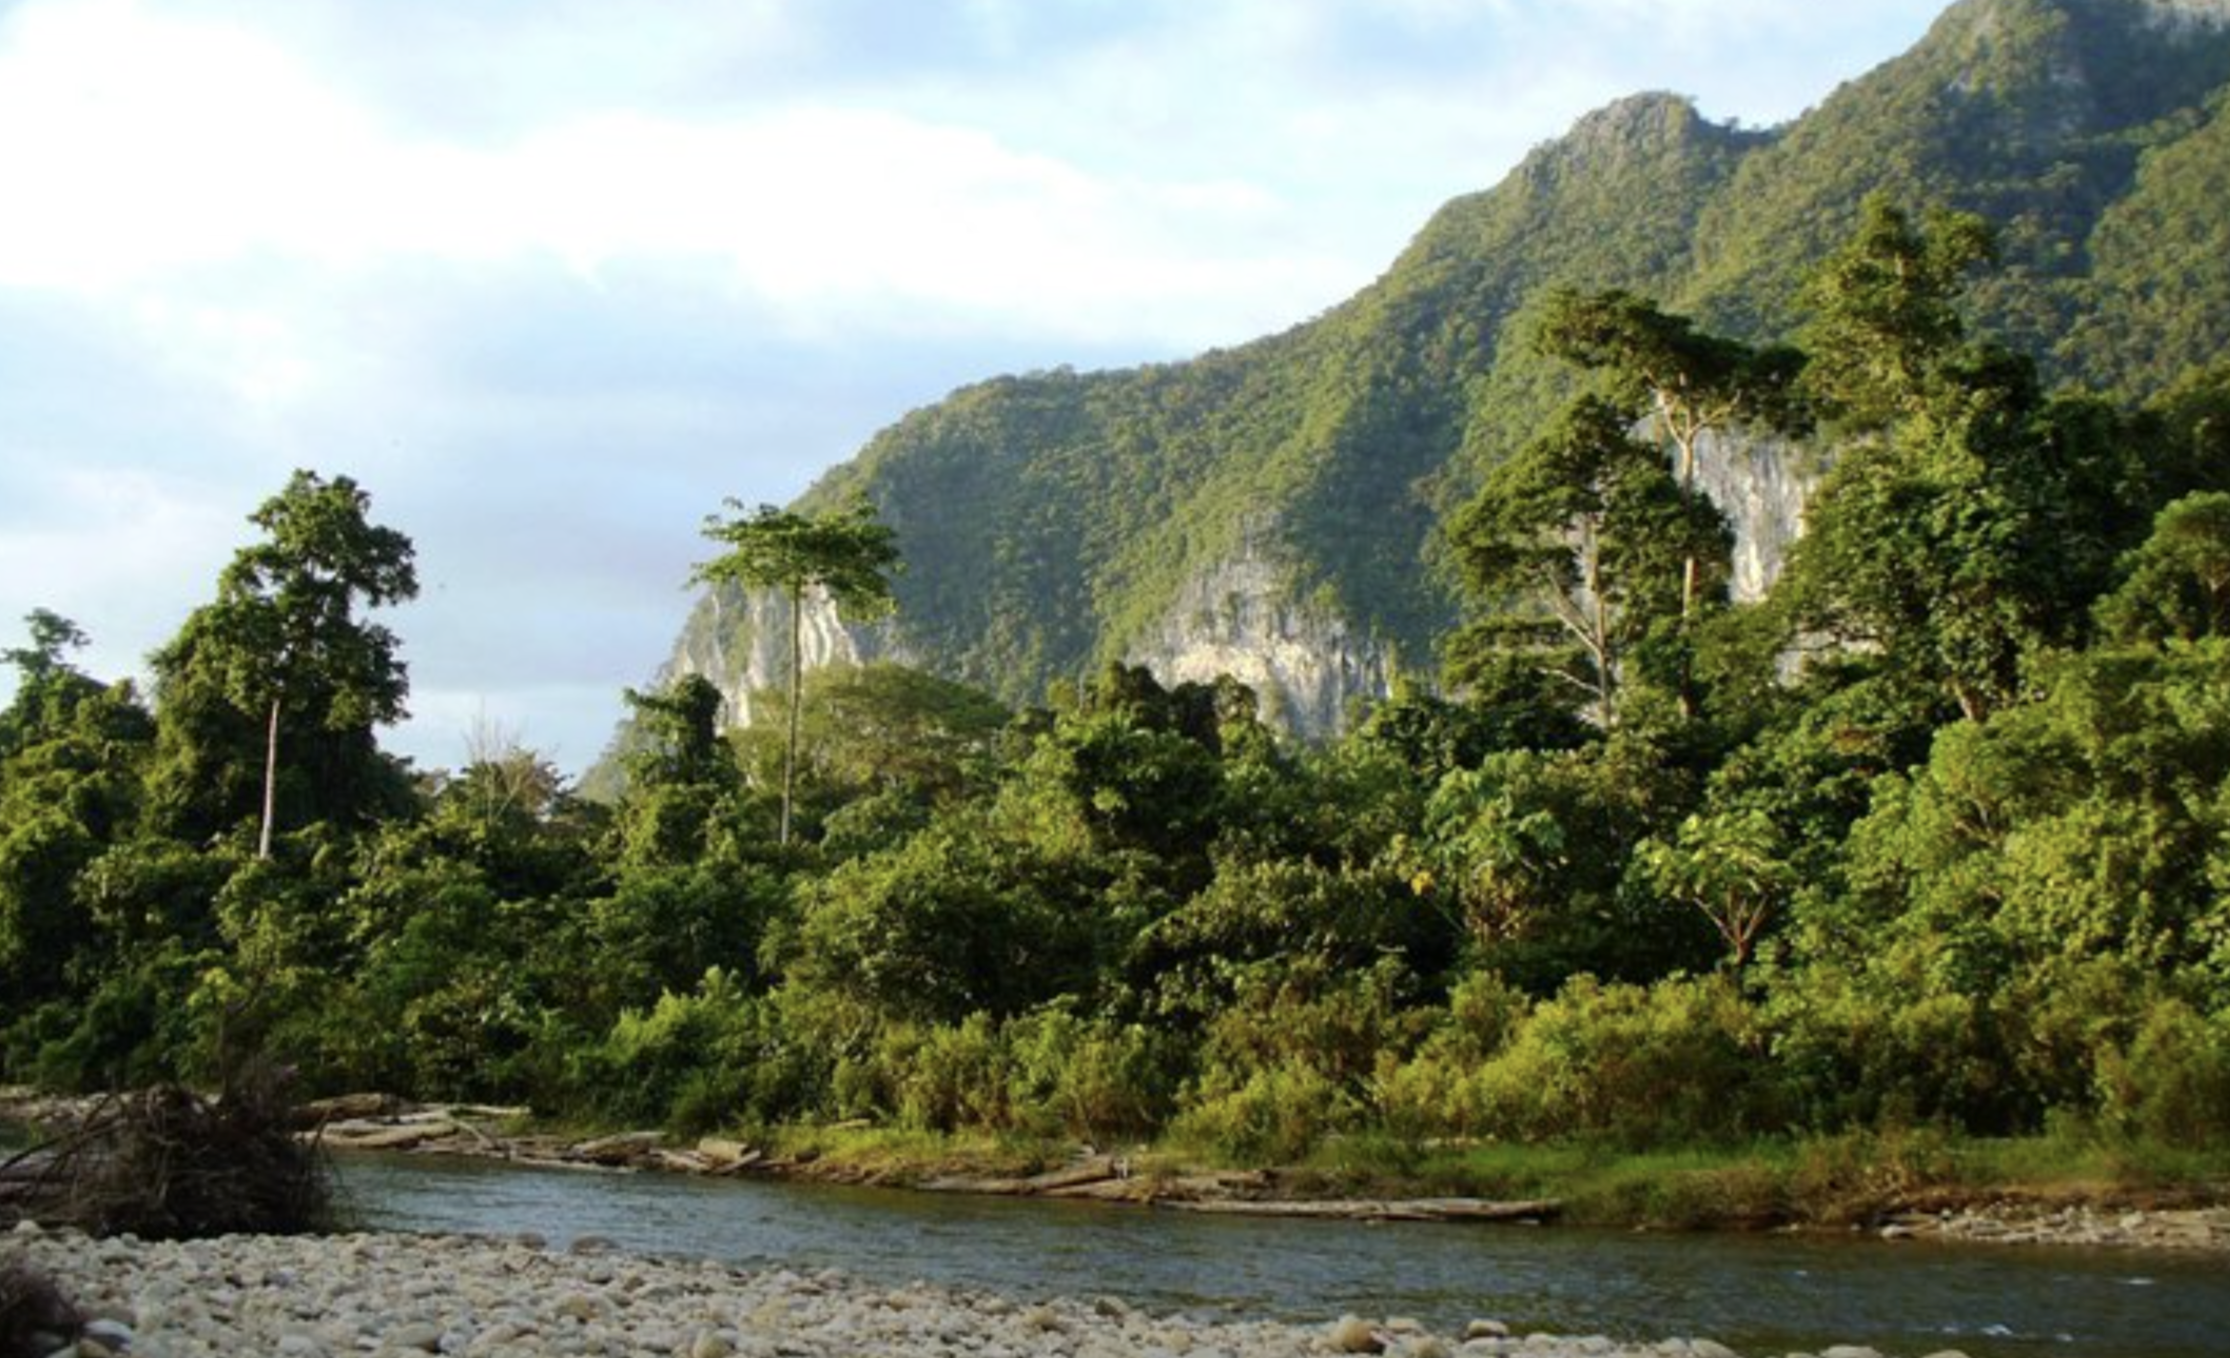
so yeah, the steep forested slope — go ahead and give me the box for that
[655,0,2230,733]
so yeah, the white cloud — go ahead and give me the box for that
[0,0,1353,352]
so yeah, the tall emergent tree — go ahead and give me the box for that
[152,471,418,857]
[692,500,900,846]
[1535,287,1804,617]
[1779,197,2102,723]
[1444,395,1730,727]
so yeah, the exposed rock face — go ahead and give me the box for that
[660,436,1818,744]
[1690,427,1824,604]
[1122,543,1395,740]
[1117,432,1817,736]
[664,584,903,727]
[2142,0,2230,33]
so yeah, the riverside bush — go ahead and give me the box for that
[573,969,789,1132]
[1004,1006,1177,1141]
[886,1014,1016,1132]
[1170,1059,1362,1163]
[2096,997,2230,1147]
[1465,974,1776,1146]
[1377,970,1533,1138]
[1766,962,2027,1132]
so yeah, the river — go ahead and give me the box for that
[334,1153,2229,1358]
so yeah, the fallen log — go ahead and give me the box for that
[292,1092,405,1127]
[1025,1157,1118,1192]
[315,1120,461,1151]
[695,1137,752,1165]
[571,1131,665,1166]
[918,1175,1034,1196]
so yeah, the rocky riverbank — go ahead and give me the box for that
[4,1219,1972,1358]
[8,1087,2226,1253]
[2,1089,1567,1228]
[1876,1201,2230,1250]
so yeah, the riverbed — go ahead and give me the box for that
[334,1151,2230,1358]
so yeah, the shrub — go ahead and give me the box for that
[1170,1061,1362,1164]
[1766,961,2028,1133]
[886,1014,1016,1133]
[573,968,798,1133]
[1005,1006,1179,1141]
[2096,998,2230,1147]
[1465,973,1776,1147]
[1376,970,1533,1139]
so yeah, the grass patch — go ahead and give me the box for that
[1203,1129,2223,1230]
[638,1111,2228,1231]
[760,1123,1077,1183]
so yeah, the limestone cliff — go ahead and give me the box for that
[661,582,904,728]
[1690,428,1825,605]
[1121,539,1394,740]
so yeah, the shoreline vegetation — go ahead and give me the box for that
[10,1088,2224,1254]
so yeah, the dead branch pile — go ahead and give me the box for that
[0,1072,331,1240]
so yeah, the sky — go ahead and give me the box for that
[0,0,1954,776]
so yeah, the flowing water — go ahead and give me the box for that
[335,1153,2230,1358]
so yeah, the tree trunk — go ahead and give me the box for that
[258,694,281,860]
[780,584,803,847]
[1669,407,1701,621]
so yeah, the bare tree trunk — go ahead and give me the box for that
[258,694,281,860]
[780,585,803,847]
[1666,398,1702,621]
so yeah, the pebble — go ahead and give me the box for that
[0,1226,1968,1358]
[1328,1314,1386,1353]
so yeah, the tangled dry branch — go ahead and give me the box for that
[0,1072,330,1241]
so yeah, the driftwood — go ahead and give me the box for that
[0,1076,331,1240]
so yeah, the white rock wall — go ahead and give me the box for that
[666,583,899,728]
[1124,547,1394,740]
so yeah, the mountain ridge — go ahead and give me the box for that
[619,0,2230,769]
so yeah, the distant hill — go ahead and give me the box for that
[622,0,2230,770]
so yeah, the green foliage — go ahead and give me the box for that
[1637,809,1794,970]
[574,969,801,1132]
[788,816,1106,1026]
[17,45,2230,1177]
[1133,858,1450,1026]
[2097,491,2230,643]
[1460,974,1777,1148]
[741,662,1009,806]
[1376,969,1534,1138]
[691,499,900,846]
[1777,209,2142,723]
[1445,395,1730,725]
[1002,1005,1179,1141]
[146,472,418,855]
[1797,195,2000,429]
[1411,739,1713,990]
[2095,997,2230,1148]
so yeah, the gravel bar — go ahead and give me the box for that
[5,1218,1982,1358]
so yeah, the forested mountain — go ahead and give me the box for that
[649,0,2230,739]
[13,0,2230,1180]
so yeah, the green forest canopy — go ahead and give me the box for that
[5,196,2229,1163]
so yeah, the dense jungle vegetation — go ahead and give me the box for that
[4,198,2227,1181]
